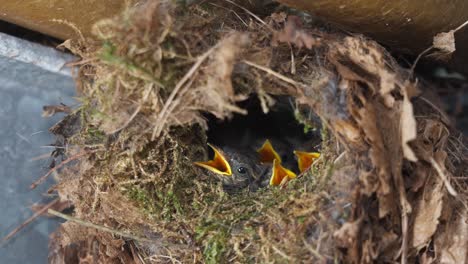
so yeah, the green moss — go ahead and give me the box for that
[156,187,186,220]
[126,186,158,216]
[196,220,229,264]
[85,126,106,143]
[320,119,329,142]
[203,231,228,264]
[294,108,317,134]
[100,41,164,87]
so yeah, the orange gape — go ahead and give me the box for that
[257,139,297,186]
[269,159,297,186]
[257,139,282,164]
[193,143,232,176]
[294,151,321,173]
[194,140,320,189]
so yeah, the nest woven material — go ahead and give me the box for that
[47,1,467,263]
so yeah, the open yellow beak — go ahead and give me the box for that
[294,151,320,173]
[194,143,232,176]
[257,139,282,164]
[270,159,297,186]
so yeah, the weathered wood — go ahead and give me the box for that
[277,0,468,74]
[0,0,130,39]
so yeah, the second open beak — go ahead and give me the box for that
[269,159,297,186]
[294,151,320,173]
[257,139,282,164]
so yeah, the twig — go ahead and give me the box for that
[152,45,218,139]
[290,46,296,74]
[109,105,142,135]
[454,19,468,32]
[47,209,154,243]
[333,151,347,165]
[302,238,326,261]
[400,207,409,264]
[51,19,85,42]
[208,3,249,28]
[30,149,97,189]
[429,157,458,196]
[108,84,153,135]
[30,152,52,161]
[150,255,182,264]
[2,199,59,243]
[242,60,303,87]
[223,0,271,29]
[271,244,293,261]
[419,96,451,125]
[410,46,432,73]
[394,169,412,264]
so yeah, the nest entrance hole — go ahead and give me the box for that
[205,95,322,163]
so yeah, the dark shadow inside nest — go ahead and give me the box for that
[207,95,322,152]
[197,95,323,193]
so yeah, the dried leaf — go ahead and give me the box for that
[436,208,468,264]
[273,16,318,49]
[429,20,468,60]
[42,104,72,117]
[432,31,456,54]
[334,219,362,262]
[410,172,444,250]
[401,88,418,162]
[334,219,361,247]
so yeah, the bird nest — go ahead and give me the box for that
[47,1,467,263]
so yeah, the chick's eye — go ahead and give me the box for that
[237,167,247,174]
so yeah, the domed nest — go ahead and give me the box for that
[45,1,467,263]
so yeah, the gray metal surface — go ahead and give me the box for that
[0,32,75,264]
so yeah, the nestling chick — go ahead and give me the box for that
[195,139,316,192]
[194,143,271,193]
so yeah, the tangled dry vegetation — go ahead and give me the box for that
[46,0,467,263]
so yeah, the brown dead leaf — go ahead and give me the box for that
[436,208,468,264]
[429,20,468,60]
[273,15,318,49]
[331,37,401,108]
[42,104,72,117]
[401,87,418,162]
[432,31,456,54]
[49,224,136,264]
[334,219,362,262]
[334,219,361,248]
[270,12,287,24]
[410,171,444,250]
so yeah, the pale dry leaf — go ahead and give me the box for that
[332,37,400,108]
[438,208,468,264]
[429,20,468,60]
[333,219,361,247]
[432,31,456,54]
[410,173,444,250]
[273,16,317,49]
[401,87,418,162]
[379,71,397,108]
[270,12,287,24]
[42,105,72,117]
